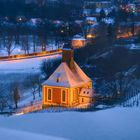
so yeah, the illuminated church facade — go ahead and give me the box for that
[42,44,94,107]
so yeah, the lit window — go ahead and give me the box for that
[62,91,66,102]
[48,89,52,101]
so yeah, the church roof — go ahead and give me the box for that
[43,61,91,88]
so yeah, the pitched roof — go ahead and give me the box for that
[43,61,91,88]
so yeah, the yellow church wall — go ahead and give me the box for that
[68,88,79,106]
[42,86,71,107]
[79,96,93,104]
[42,82,93,108]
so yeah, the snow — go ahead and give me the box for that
[0,107,140,140]
[0,54,61,73]
[102,18,115,25]
[130,44,140,50]
[18,90,42,108]
[86,17,97,22]
[0,128,66,140]
[43,62,91,87]
[72,35,86,41]
[95,8,112,15]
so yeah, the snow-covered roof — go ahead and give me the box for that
[72,35,86,41]
[80,88,93,97]
[43,62,91,88]
[86,17,97,22]
[102,18,115,24]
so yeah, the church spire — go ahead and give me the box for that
[62,42,75,70]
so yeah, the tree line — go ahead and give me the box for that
[0,0,83,20]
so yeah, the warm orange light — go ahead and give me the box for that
[86,34,95,39]
[72,40,86,48]
[61,30,64,33]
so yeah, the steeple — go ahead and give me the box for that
[62,42,75,70]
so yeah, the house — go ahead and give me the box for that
[83,0,113,17]
[42,43,94,108]
[72,35,86,48]
[86,17,97,24]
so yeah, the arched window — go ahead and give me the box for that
[48,89,52,101]
[62,91,66,102]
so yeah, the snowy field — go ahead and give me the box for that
[0,54,61,73]
[0,53,61,107]
[0,107,140,140]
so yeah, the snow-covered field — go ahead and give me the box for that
[0,107,140,140]
[0,53,61,107]
[0,54,61,73]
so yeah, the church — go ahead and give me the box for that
[42,43,94,108]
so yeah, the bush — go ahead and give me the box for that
[40,58,61,79]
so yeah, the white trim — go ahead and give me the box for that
[43,86,46,104]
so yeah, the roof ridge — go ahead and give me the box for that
[62,62,76,87]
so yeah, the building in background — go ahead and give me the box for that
[72,35,86,48]
[83,0,114,17]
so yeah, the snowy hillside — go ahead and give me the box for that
[0,107,140,140]
[0,54,61,73]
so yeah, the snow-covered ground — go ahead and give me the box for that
[0,128,66,140]
[0,107,140,140]
[0,54,61,73]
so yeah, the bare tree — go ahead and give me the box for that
[99,72,136,100]
[29,75,38,100]
[0,96,7,112]
[36,75,42,97]
[40,58,61,79]
[0,84,9,112]
[32,35,37,53]
[21,35,30,55]
[13,87,20,109]
[4,35,15,56]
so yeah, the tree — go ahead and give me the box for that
[21,35,30,55]
[99,9,106,21]
[131,23,135,36]
[107,24,113,37]
[0,83,13,113]
[13,87,20,109]
[0,96,7,113]
[4,35,15,56]
[29,74,39,100]
[40,58,61,79]
[36,76,42,97]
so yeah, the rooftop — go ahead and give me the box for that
[43,62,91,88]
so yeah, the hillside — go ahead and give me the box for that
[0,107,140,140]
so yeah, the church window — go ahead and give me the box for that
[48,89,52,101]
[62,90,66,102]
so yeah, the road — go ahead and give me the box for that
[0,49,62,61]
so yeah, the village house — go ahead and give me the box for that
[72,34,86,49]
[83,0,113,17]
[42,43,94,108]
